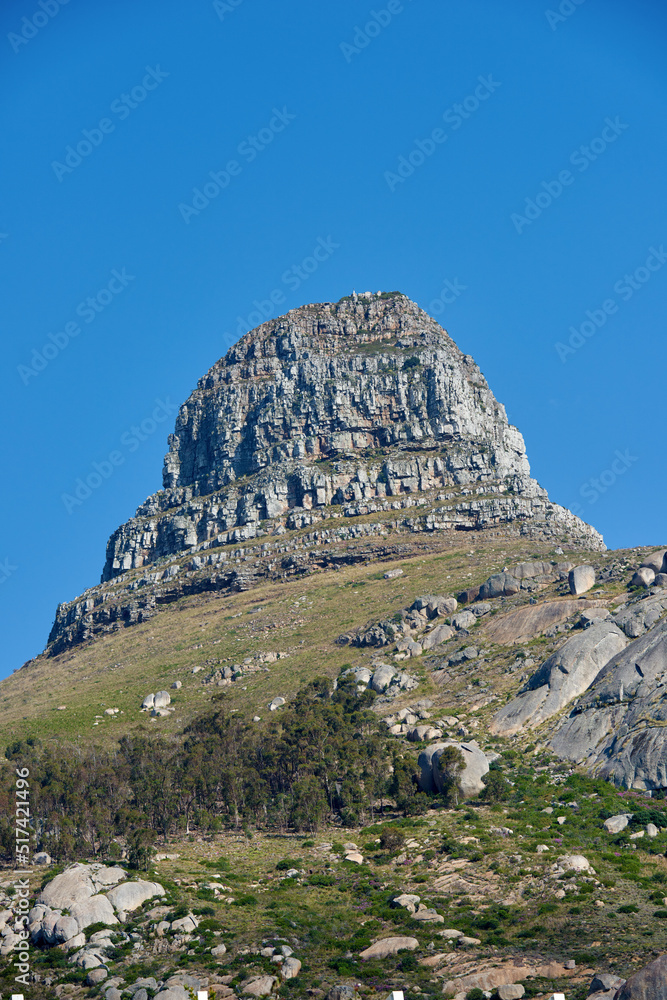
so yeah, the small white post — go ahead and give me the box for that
[387,992,404,1000]
[197,993,209,1000]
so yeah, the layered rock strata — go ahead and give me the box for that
[46,293,604,655]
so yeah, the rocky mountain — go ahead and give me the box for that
[4,292,667,999]
[47,292,603,655]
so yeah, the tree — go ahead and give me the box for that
[437,746,465,807]
[480,762,511,803]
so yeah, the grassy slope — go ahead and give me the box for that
[0,534,560,747]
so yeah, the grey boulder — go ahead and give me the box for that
[106,879,165,912]
[640,549,667,574]
[479,572,520,600]
[452,610,476,630]
[359,936,418,959]
[38,862,126,909]
[418,740,489,798]
[421,623,454,650]
[569,565,596,595]
[588,973,626,996]
[70,894,118,931]
[154,690,171,709]
[241,975,278,996]
[604,814,632,834]
[370,664,396,693]
[631,567,655,589]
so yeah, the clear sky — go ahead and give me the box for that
[2,0,666,678]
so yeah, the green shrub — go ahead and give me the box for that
[379,829,405,853]
[307,874,335,887]
[276,858,301,871]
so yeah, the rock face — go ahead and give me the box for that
[551,615,667,789]
[490,622,627,736]
[45,293,604,655]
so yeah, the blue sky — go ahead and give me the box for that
[2,0,666,677]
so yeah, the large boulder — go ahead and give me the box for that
[632,567,655,589]
[359,936,419,959]
[38,863,125,909]
[569,565,596,595]
[53,915,79,943]
[241,975,278,996]
[490,622,626,736]
[281,957,301,980]
[483,599,607,645]
[551,617,667,788]
[604,814,632,834]
[370,664,396,693]
[106,880,165,913]
[479,572,520,600]
[589,973,626,996]
[640,549,667,574]
[421,623,455,650]
[418,740,489,798]
[616,954,667,1000]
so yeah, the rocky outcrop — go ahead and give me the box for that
[490,621,627,736]
[45,293,604,656]
[551,611,667,789]
[29,863,165,965]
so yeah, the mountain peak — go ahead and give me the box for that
[46,295,604,655]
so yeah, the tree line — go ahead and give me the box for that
[0,677,446,865]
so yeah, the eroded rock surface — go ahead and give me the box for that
[551,616,667,788]
[490,621,627,736]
